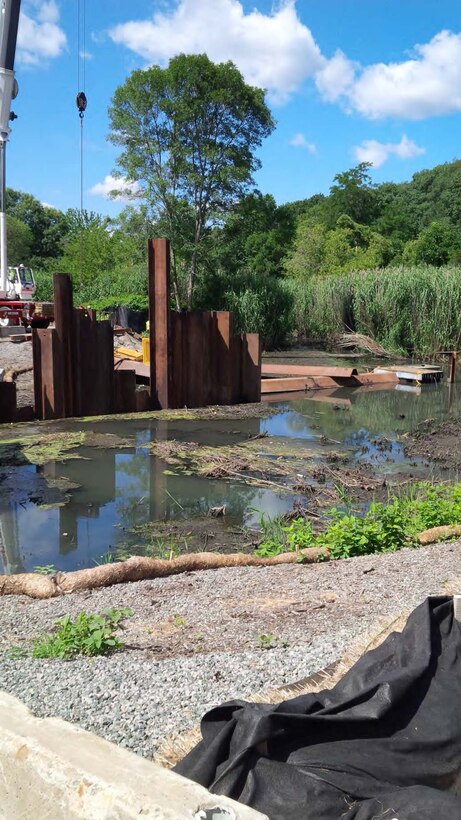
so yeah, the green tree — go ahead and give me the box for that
[326,163,376,227]
[108,53,275,307]
[283,221,327,279]
[5,189,68,263]
[402,221,460,266]
[57,213,136,293]
[284,214,391,278]
[6,215,33,264]
[112,205,152,265]
[213,193,295,280]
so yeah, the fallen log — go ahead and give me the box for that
[0,547,330,599]
[418,524,461,545]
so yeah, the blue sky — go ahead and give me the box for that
[6,0,461,218]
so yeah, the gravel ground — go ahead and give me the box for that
[0,337,34,407]
[1,542,460,761]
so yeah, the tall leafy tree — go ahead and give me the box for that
[326,163,376,227]
[214,193,295,278]
[6,215,33,264]
[5,189,68,263]
[108,53,275,307]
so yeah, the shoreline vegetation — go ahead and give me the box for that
[288,265,461,357]
[2,480,461,599]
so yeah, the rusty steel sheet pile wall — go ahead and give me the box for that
[30,242,261,421]
[149,239,261,409]
[0,381,17,422]
[33,273,116,420]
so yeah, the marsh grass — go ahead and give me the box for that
[289,265,461,355]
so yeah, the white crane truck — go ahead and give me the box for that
[0,0,53,328]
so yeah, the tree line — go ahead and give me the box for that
[6,53,461,348]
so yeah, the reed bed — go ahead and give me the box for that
[288,265,461,355]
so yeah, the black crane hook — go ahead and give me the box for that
[76,91,87,119]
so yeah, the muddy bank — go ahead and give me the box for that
[404,416,461,470]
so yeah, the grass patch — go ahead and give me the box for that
[254,482,461,561]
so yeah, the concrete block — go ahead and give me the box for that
[0,691,267,820]
[0,326,23,338]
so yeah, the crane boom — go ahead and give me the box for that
[0,0,21,296]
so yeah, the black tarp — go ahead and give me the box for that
[175,597,461,819]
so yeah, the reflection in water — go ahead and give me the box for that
[0,501,24,575]
[0,427,295,574]
[1,381,460,574]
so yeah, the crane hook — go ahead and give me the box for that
[76,91,87,119]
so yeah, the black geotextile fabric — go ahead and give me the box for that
[175,597,461,819]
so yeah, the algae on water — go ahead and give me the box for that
[0,431,133,467]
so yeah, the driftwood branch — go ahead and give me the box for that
[0,548,329,599]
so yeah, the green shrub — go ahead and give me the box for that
[254,482,461,561]
[397,482,461,536]
[323,500,407,560]
[33,269,54,301]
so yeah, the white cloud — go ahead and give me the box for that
[108,2,461,121]
[36,0,59,24]
[18,1,67,66]
[315,50,356,103]
[318,30,461,120]
[289,133,316,153]
[353,134,426,168]
[79,50,93,61]
[109,0,323,103]
[89,175,141,201]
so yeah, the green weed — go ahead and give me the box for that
[254,482,461,562]
[33,564,56,575]
[256,634,289,650]
[93,552,115,566]
[10,608,133,660]
[257,633,276,650]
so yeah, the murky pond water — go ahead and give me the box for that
[1,360,460,574]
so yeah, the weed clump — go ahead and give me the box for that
[9,608,133,660]
[254,482,461,561]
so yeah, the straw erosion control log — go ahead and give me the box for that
[0,549,329,599]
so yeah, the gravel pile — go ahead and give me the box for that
[1,542,461,762]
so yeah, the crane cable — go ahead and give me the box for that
[76,0,87,287]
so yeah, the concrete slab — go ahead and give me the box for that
[0,326,23,338]
[0,691,267,820]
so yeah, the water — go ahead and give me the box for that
[1,374,460,574]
